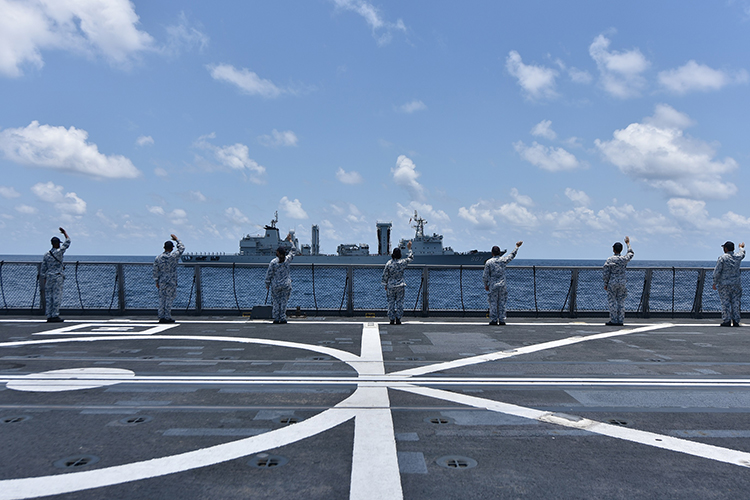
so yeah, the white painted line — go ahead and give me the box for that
[354,322,385,376]
[33,324,179,336]
[348,387,403,500]
[391,323,675,377]
[0,400,359,500]
[396,385,750,469]
[6,368,135,392]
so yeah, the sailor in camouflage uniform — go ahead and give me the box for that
[153,234,185,323]
[713,241,745,327]
[40,227,70,322]
[265,234,296,324]
[483,241,522,325]
[382,240,413,325]
[603,236,634,326]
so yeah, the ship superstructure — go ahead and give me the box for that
[182,211,491,264]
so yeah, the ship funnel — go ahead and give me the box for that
[311,225,320,255]
[376,222,392,256]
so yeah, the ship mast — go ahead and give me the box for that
[411,210,426,238]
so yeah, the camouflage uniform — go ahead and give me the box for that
[382,250,414,321]
[40,237,71,319]
[713,247,745,324]
[483,246,519,323]
[153,240,185,321]
[603,243,634,324]
[265,249,296,322]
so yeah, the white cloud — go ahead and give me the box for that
[15,204,37,214]
[0,121,140,178]
[658,60,749,95]
[280,196,308,219]
[506,50,558,100]
[513,141,581,172]
[31,182,86,215]
[147,205,165,216]
[666,198,750,232]
[207,63,283,98]
[458,199,538,230]
[169,208,187,225]
[0,0,154,78]
[568,67,593,84]
[565,188,591,207]
[154,167,168,178]
[190,190,206,202]
[510,188,534,207]
[397,201,450,226]
[530,120,557,140]
[194,133,266,183]
[163,12,209,57]
[96,209,117,229]
[392,155,426,201]
[595,104,738,200]
[331,0,406,46]
[257,129,298,147]
[397,100,427,113]
[589,34,650,98]
[136,135,154,147]
[336,167,363,185]
[225,207,249,225]
[0,186,20,199]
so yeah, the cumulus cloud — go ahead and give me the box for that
[0,186,20,199]
[96,209,117,229]
[397,201,450,226]
[336,167,363,184]
[513,141,581,172]
[207,63,283,98]
[595,104,738,199]
[0,0,154,78]
[257,129,298,147]
[280,196,308,219]
[458,199,538,230]
[31,181,86,215]
[194,133,266,183]
[225,207,250,225]
[531,120,557,140]
[589,34,650,98]
[510,188,534,207]
[168,208,188,225]
[135,135,154,147]
[331,0,406,46]
[565,188,591,207]
[667,198,750,232]
[0,121,140,178]
[506,50,558,100]
[392,155,426,201]
[147,205,165,216]
[397,100,427,113]
[658,60,749,95]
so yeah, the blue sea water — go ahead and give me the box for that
[0,255,744,313]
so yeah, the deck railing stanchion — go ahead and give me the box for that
[422,267,430,317]
[691,269,706,319]
[194,265,202,314]
[346,266,354,316]
[116,264,125,314]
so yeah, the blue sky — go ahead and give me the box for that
[1,1,750,260]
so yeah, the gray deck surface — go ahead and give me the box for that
[1,316,750,499]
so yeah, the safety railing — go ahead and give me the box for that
[0,261,745,318]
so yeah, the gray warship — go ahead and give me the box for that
[181,211,493,265]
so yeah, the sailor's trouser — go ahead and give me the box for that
[45,274,64,318]
[386,286,405,320]
[717,284,742,323]
[488,286,508,322]
[271,286,292,321]
[158,283,177,320]
[606,282,627,324]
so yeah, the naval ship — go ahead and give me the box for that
[181,211,493,265]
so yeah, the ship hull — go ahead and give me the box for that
[182,252,493,265]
